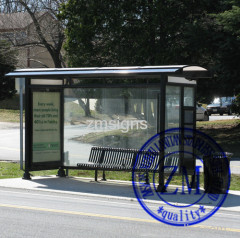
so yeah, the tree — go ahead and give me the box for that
[60,0,240,102]
[187,1,240,102]
[59,0,195,67]
[0,40,17,100]
[0,0,66,68]
[214,4,240,96]
[59,0,228,67]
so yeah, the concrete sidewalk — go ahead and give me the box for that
[0,175,239,212]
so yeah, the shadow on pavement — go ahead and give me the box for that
[31,176,240,209]
[32,176,136,198]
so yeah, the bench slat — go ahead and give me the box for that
[77,147,180,175]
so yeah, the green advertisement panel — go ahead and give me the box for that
[32,91,61,163]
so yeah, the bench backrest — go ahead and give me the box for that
[89,147,106,164]
[101,147,137,169]
[89,147,180,173]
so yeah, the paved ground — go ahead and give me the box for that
[0,176,239,212]
[0,178,240,237]
[0,118,239,237]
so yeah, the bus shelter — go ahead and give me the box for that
[6,65,210,187]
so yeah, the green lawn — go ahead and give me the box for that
[0,162,239,191]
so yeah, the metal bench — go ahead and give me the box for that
[77,146,180,183]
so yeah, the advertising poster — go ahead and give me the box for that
[32,91,61,162]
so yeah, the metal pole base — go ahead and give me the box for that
[22,171,31,180]
[156,184,166,193]
[57,168,66,177]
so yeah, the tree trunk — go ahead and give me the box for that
[78,98,91,117]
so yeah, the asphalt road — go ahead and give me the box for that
[0,187,239,238]
[0,123,21,161]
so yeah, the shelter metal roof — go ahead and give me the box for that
[5,65,210,79]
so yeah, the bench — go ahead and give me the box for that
[77,146,180,184]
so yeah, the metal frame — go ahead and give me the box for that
[6,65,210,79]
[23,77,31,179]
[24,85,64,177]
[6,65,209,182]
[30,88,63,171]
[19,78,24,170]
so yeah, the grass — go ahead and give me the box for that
[0,162,239,191]
[0,109,24,122]
[0,162,59,179]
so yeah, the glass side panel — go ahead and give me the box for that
[165,85,180,129]
[165,86,181,159]
[184,87,194,107]
[64,87,160,166]
[184,110,194,124]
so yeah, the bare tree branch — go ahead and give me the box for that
[28,58,49,68]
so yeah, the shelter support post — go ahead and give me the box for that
[157,76,167,192]
[22,171,31,180]
[22,77,31,180]
[19,77,24,171]
[57,168,66,177]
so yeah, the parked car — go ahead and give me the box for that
[196,104,209,121]
[206,97,235,116]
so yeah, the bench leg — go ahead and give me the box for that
[102,170,107,181]
[156,173,166,192]
[95,170,98,182]
[156,159,166,192]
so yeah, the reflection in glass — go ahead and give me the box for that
[165,86,181,158]
[64,87,160,166]
[165,86,180,129]
[184,87,194,107]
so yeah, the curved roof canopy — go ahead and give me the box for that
[5,65,210,79]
